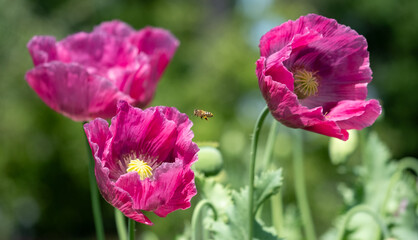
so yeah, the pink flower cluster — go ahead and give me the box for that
[25,20,198,224]
[26,20,179,121]
[84,101,198,225]
[25,14,384,227]
[256,14,381,140]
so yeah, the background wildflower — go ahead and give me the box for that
[25,20,179,121]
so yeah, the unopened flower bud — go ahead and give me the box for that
[194,147,223,176]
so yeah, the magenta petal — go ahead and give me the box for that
[327,99,382,130]
[152,165,196,217]
[259,19,308,57]
[83,118,111,160]
[130,27,179,81]
[115,160,196,217]
[57,28,138,70]
[264,44,294,91]
[130,27,179,59]
[84,119,152,225]
[97,166,152,225]
[109,102,178,164]
[304,121,349,141]
[158,107,199,167]
[25,62,134,121]
[57,32,105,65]
[27,36,58,66]
[258,72,317,129]
[121,54,154,106]
[94,20,135,37]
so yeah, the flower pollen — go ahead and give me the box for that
[293,68,319,99]
[127,159,153,180]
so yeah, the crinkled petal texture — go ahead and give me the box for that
[84,101,198,225]
[25,20,179,121]
[256,14,381,140]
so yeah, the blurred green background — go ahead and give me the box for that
[0,0,417,239]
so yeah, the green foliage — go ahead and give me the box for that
[195,169,282,240]
[361,133,395,207]
[325,133,418,240]
[195,174,233,216]
[254,169,283,213]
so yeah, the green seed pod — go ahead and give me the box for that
[194,147,223,176]
[329,130,358,165]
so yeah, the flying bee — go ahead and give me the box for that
[193,109,213,121]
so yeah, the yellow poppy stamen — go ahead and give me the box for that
[126,159,153,180]
[293,68,319,99]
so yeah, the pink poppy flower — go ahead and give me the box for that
[84,101,198,225]
[25,20,179,121]
[256,14,381,140]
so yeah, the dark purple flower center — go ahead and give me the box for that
[292,68,320,99]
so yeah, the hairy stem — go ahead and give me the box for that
[191,199,218,240]
[256,120,279,220]
[271,190,283,236]
[260,120,284,236]
[293,130,316,240]
[248,106,270,240]
[262,120,278,169]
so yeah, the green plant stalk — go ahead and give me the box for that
[337,204,390,240]
[191,199,218,240]
[128,218,135,240]
[83,123,105,240]
[292,130,316,240]
[248,106,270,240]
[115,208,127,240]
[264,121,283,235]
[261,120,284,236]
[262,120,278,169]
[271,190,283,236]
[256,120,278,220]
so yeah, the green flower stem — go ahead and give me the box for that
[337,205,390,240]
[128,218,135,240]
[292,130,316,240]
[260,120,284,236]
[375,157,418,240]
[191,199,218,240]
[248,106,270,240]
[256,120,278,220]
[115,209,127,240]
[271,190,283,236]
[262,120,278,169]
[83,123,105,240]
